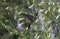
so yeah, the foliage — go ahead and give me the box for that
[0,0,60,39]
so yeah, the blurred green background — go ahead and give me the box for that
[0,0,60,39]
